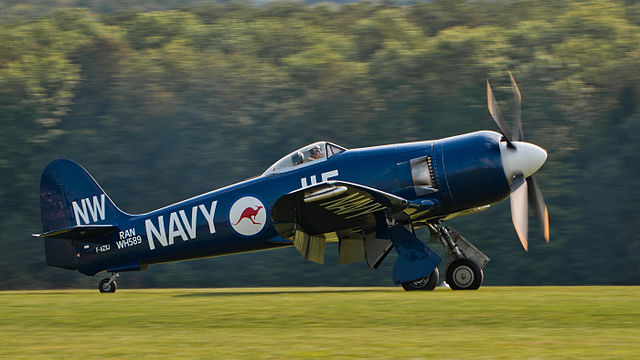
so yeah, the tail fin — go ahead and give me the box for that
[39,159,127,269]
[40,159,127,232]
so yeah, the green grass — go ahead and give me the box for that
[1,287,639,359]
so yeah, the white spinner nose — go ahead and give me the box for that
[500,141,547,181]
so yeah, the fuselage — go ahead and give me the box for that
[74,130,514,275]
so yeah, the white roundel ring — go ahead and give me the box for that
[229,196,267,236]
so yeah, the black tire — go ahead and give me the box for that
[99,278,117,293]
[446,259,483,290]
[402,267,439,291]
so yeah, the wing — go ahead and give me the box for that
[270,181,438,265]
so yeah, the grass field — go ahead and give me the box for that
[1,287,638,359]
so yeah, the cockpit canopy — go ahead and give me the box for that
[263,141,347,175]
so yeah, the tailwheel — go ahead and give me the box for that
[446,259,483,290]
[98,273,118,293]
[402,267,439,291]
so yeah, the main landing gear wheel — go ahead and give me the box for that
[98,273,119,293]
[446,259,483,290]
[402,267,439,291]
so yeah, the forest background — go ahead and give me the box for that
[1,0,639,289]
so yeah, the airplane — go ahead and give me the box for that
[35,73,550,292]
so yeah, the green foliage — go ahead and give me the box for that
[0,0,639,289]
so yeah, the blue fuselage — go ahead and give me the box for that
[76,131,510,275]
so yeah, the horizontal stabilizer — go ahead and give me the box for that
[34,225,117,243]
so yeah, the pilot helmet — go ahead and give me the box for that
[309,145,322,158]
[291,151,304,164]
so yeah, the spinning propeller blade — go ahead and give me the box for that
[487,80,514,147]
[510,72,524,141]
[527,176,550,243]
[510,175,528,251]
[488,73,550,250]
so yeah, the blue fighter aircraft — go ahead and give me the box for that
[36,74,550,292]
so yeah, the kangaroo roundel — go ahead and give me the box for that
[229,196,267,236]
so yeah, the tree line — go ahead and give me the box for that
[1,0,639,289]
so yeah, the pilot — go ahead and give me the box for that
[291,151,304,165]
[308,145,323,160]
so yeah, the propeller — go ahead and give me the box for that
[487,73,550,251]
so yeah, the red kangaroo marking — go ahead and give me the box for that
[233,206,263,225]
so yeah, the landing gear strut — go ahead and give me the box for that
[428,222,490,290]
[99,272,119,293]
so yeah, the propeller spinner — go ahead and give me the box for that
[487,73,550,250]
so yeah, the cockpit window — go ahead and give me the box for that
[263,141,347,175]
[326,143,346,158]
